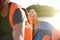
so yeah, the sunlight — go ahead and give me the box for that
[52,0,60,10]
[11,0,60,9]
[38,0,60,10]
[53,4,60,11]
[51,12,60,30]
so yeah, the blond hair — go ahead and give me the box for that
[29,9,36,15]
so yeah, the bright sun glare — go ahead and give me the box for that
[38,0,60,10]
[39,0,60,30]
[38,0,60,30]
[51,12,60,30]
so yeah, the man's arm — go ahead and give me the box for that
[13,23,23,40]
[12,8,25,40]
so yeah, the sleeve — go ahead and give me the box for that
[13,8,24,25]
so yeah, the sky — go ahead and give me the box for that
[10,0,60,10]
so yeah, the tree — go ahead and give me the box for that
[27,5,58,17]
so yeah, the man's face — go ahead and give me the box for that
[0,0,8,13]
[0,0,3,11]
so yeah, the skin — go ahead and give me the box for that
[0,0,23,40]
[13,23,23,40]
[0,0,8,17]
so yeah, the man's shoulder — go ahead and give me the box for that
[9,2,22,8]
[9,2,23,14]
[9,2,26,19]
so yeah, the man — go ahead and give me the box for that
[0,0,25,40]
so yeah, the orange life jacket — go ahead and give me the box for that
[9,2,22,28]
[9,2,32,40]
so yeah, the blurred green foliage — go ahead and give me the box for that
[27,5,58,17]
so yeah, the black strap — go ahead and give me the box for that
[9,2,12,8]
[22,8,29,22]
